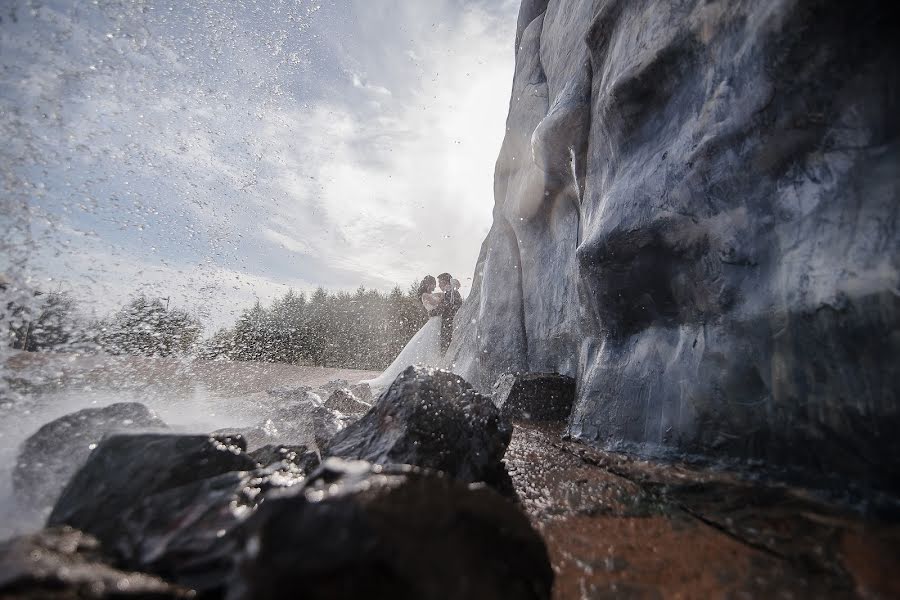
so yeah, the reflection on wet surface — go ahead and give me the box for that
[505,423,900,599]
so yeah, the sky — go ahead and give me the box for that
[0,0,518,331]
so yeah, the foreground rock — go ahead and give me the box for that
[492,373,576,422]
[48,433,255,547]
[323,388,372,415]
[247,443,319,472]
[0,527,192,599]
[324,366,512,488]
[347,382,373,404]
[45,433,312,594]
[445,0,900,489]
[228,459,553,600]
[13,402,167,512]
[114,463,304,593]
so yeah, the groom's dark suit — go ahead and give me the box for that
[429,287,462,354]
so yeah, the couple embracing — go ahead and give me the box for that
[361,272,462,391]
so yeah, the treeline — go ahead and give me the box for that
[3,290,202,357]
[200,286,428,370]
[2,281,428,371]
[5,290,80,352]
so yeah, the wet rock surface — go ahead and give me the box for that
[270,395,345,451]
[228,458,553,600]
[0,527,193,599]
[347,382,373,404]
[323,387,372,415]
[213,388,347,451]
[44,433,309,595]
[247,443,320,472]
[209,425,270,451]
[48,433,255,547]
[4,391,898,599]
[324,366,513,488]
[113,464,304,593]
[446,0,900,488]
[492,372,575,422]
[13,402,167,513]
[505,423,900,599]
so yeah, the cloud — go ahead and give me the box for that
[350,72,393,97]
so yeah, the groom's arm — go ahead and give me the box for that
[453,291,463,310]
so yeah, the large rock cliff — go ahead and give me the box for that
[446,0,899,490]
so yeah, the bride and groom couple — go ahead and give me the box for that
[361,272,462,391]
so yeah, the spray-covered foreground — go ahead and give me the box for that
[0,352,379,540]
[1,366,554,599]
[3,360,899,598]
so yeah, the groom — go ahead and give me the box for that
[430,272,462,354]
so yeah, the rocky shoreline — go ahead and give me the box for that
[3,366,897,599]
[2,367,548,599]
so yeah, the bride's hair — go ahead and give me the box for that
[418,275,437,296]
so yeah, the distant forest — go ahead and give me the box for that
[1,283,429,371]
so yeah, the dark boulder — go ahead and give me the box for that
[227,458,553,600]
[48,433,255,547]
[248,443,320,473]
[323,388,371,415]
[492,373,576,422]
[324,366,512,487]
[13,402,167,512]
[113,463,304,594]
[210,425,269,451]
[0,526,192,599]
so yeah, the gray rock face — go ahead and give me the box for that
[227,459,553,600]
[492,373,576,422]
[48,433,255,547]
[448,0,900,488]
[13,402,168,513]
[324,366,512,488]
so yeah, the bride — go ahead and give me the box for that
[360,275,458,392]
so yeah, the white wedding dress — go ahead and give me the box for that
[360,292,444,392]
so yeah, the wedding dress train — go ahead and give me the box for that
[360,292,444,392]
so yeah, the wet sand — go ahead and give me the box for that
[506,423,900,599]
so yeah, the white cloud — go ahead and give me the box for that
[350,72,393,96]
[261,228,314,256]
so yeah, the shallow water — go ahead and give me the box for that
[0,351,377,541]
